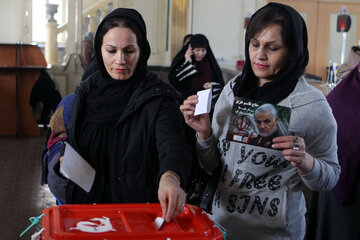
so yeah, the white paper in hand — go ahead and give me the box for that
[194,89,212,116]
[60,142,96,192]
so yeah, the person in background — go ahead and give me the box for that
[307,62,360,239]
[79,31,98,82]
[180,3,340,239]
[44,8,192,223]
[81,58,98,82]
[169,33,221,207]
[30,69,62,125]
[336,45,360,80]
[169,34,224,108]
[79,31,95,70]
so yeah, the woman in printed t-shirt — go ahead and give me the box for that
[180,3,340,239]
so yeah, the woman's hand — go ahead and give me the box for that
[272,135,314,175]
[180,95,211,140]
[158,171,186,222]
[203,82,212,89]
[185,45,193,63]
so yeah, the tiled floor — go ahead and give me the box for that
[0,129,57,239]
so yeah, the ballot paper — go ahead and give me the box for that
[154,217,165,230]
[60,142,96,192]
[194,89,212,116]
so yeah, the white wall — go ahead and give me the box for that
[0,1,23,43]
[192,0,244,62]
[191,0,267,63]
[128,0,168,66]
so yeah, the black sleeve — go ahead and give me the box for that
[168,60,198,88]
[211,81,224,106]
[155,98,193,188]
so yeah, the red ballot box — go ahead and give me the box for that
[41,203,223,240]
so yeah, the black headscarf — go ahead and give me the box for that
[233,2,309,104]
[183,33,193,45]
[189,34,209,49]
[86,8,151,123]
[94,8,150,80]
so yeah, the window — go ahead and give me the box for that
[32,0,65,43]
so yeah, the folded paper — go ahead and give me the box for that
[194,89,212,116]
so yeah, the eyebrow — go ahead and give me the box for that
[251,38,280,44]
[104,44,137,48]
[256,118,272,122]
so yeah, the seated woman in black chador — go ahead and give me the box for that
[30,69,61,125]
[169,34,224,107]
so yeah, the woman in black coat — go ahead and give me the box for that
[47,8,192,223]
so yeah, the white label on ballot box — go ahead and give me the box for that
[60,142,96,193]
[70,216,115,233]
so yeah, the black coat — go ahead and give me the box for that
[65,71,192,203]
